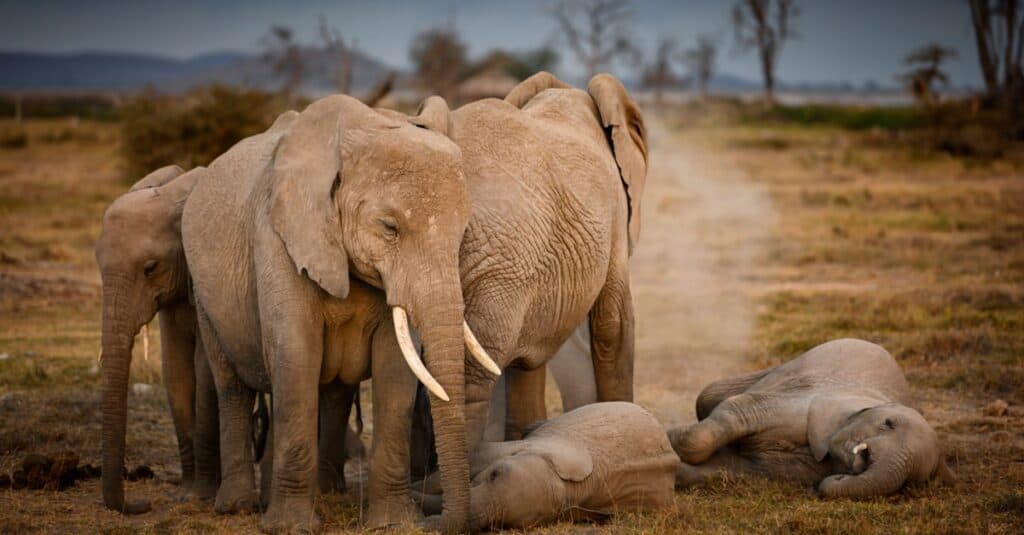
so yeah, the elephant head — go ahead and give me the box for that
[269,94,497,532]
[94,165,200,513]
[459,439,592,529]
[807,394,952,498]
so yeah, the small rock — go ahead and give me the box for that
[0,352,9,360]
[132,383,153,395]
[984,399,1009,417]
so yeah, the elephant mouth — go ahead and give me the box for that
[850,442,870,474]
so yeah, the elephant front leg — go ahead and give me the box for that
[260,345,324,532]
[318,380,356,494]
[366,323,421,529]
[589,266,635,403]
[504,367,547,440]
[158,305,197,493]
[668,393,764,465]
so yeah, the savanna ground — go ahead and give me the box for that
[0,100,1022,533]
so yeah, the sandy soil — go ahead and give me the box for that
[631,115,775,424]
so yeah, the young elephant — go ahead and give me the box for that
[418,402,678,530]
[669,339,952,498]
[96,164,221,513]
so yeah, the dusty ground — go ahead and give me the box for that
[1,110,1023,533]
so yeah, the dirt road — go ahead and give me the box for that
[630,115,777,425]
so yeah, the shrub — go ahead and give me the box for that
[0,127,28,149]
[119,85,285,182]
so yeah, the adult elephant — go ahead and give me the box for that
[96,136,360,516]
[428,71,646,452]
[96,164,221,514]
[182,96,497,533]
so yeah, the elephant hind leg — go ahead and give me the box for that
[195,309,258,514]
[695,368,773,421]
[675,448,757,489]
[588,264,635,403]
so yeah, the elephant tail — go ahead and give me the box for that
[353,387,363,436]
[252,393,270,463]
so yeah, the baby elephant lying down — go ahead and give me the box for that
[419,402,678,530]
[669,338,953,498]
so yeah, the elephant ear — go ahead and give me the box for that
[409,96,450,136]
[587,74,648,254]
[270,95,365,300]
[504,71,572,108]
[129,165,185,192]
[528,438,593,482]
[807,393,886,461]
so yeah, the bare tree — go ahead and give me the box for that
[409,27,467,101]
[260,25,304,97]
[968,0,1024,107]
[680,35,718,99]
[641,38,679,103]
[549,0,639,79]
[319,16,354,94]
[732,0,799,102]
[899,44,958,104]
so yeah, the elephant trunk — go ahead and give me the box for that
[416,287,470,534]
[100,280,150,514]
[820,447,911,498]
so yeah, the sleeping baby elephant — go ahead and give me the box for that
[669,338,953,498]
[417,402,678,530]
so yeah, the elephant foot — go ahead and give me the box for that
[119,500,152,515]
[191,477,220,502]
[316,467,346,495]
[675,462,710,489]
[261,500,321,534]
[668,424,716,465]
[365,496,421,530]
[214,481,258,515]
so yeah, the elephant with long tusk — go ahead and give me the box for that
[668,338,954,498]
[182,96,497,533]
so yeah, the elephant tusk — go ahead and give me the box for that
[141,324,149,362]
[463,322,501,376]
[392,307,450,402]
[852,442,868,455]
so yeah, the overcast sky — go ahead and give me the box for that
[0,0,982,87]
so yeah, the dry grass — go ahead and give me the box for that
[1,108,1023,533]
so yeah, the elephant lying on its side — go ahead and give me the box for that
[669,339,953,498]
[418,402,678,530]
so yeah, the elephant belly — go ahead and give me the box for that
[577,452,678,515]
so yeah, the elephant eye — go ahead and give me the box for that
[378,217,399,238]
[884,418,896,429]
[143,260,158,277]
[489,469,501,482]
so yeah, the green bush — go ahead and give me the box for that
[119,85,285,182]
[751,104,927,131]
